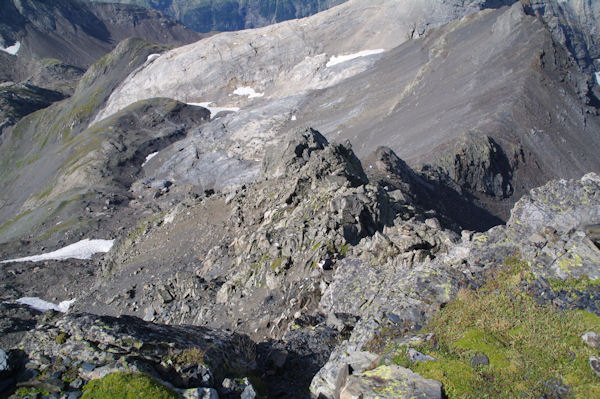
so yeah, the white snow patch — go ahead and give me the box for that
[188,102,240,118]
[326,49,385,68]
[142,151,158,167]
[1,239,114,263]
[15,297,75,313]
[146,53,160,62]
[595,72,600,86]
[0,41,20,55]
[233,86,264,98]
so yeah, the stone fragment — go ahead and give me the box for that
[241,383,257,399]
[79,363,96,374]
[590,356,600,378]
[470,354,490,366]
[406,348,437,363]
[582,332,600,349]
[69,377,84,389]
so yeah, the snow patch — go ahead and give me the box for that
[15,297,75,313]
[146,53,160,63]
[1,239,114,263]
[0,41,20,55]
[142,151,159,167]
[188,102,240,119]
[233,86,264,98]
[596,72,600,86]
[326,49,385,68]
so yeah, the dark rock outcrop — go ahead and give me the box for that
[0,83,67,139]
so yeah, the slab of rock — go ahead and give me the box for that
[407,348,437,363]
[340,365,442,399]
[310,351,380,399]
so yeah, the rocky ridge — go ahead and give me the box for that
[1,129,600,398]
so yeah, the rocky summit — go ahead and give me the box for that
[1,0,600,398]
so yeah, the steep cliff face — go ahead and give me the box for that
[84,0,349,32]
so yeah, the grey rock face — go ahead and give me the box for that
[528,0,600,73]
[96,0,509,122]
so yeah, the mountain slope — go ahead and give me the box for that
[92,0,600,226]
[0,38,208,254]
[85,0,349,33]
[0,0,203,80]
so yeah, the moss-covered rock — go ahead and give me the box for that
[340,365,442,399]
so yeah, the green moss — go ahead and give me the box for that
[166,347,206,366]
[385,257,600,398]
[55,333,68,345]
[13,387,51,397]
[549,276,600,293]
[340,243,350,256]
[412,359,481,398]
[270,257,284,271]
[81,372,178,399]
[454,330,509,367]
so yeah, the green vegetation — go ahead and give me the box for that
[548,275,600,293]
[166,347,206,366]
[55,333,68,345]
[388,258,600,398]
[0,210,33,236]
[81,372,178,399]
[13,387,51,397]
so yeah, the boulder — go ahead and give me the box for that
[340,365,442,399]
